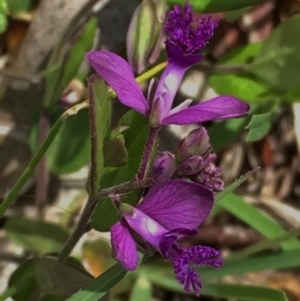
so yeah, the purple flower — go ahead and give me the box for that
[110,180,223,296]
[86,2,249,126]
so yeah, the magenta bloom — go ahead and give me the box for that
[86,2,249,126]
[111,180,223,296]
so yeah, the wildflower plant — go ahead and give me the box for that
[85,1,249,296]
[4,0,299,300]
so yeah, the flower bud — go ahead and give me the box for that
[175,127,211,163]
[151,151,176,182]
[177,156,203,176]
[210,177,224,192]
[149,96,163,127]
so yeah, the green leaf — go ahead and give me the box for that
[40,295,66,301]
[0,12,7,33]
[103,138,129,167]
[127,0,166,73]
[210,43,276,103]
[129,276,152,301]
[92,110,150,232]
[5,217,70,254]
[88,76,111,195]
[216,193,300,251]
[202,284,288,301]
[34,257,93,297]
[7,259,37,301]
[140,248,300,283]
[65,263,127,301]
[208,103,260,151]
[138,264,287,301]
[199,249,300,279]
[283,86,300,102]
[6,0,32,15]
[250,14,300,92]
[215,169,258,202]
[229,226,300,260]
[246,100,280,142]
[46,109,91,174]
[166,0,270,13]
[44,17,97,108]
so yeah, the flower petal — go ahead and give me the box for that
[162,96,250,125]
[86,50,149,114]
[111,220,139,270]
[137,180,213,230]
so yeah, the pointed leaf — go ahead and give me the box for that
[88,75,111,194]
[209,43,277,103]
[216,193,300,251]
[141,268,288,301]
[199,249,300,279]
[34,257,93,297]
[250,14,300,92]
[44,17,97,107]
[5,217,70,254]
[215,169,259,202]
[103,138,128,167]
[65,263,127,301]
[208,103,260,151]
[8,259,37,301]
[246,100,280,142]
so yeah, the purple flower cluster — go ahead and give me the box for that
[86,1,250,296]
[152,127,224,192]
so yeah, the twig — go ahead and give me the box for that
[35,110,50,218]
[0,68,41,83]
[58,178,153,262]
[136,127,161,180]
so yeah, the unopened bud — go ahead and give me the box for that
[175,127,211,163]
[177,156,203,176]
[151,151,176,182]
[203,177,224,192]
[149,96,163,127]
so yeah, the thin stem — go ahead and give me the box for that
[0,104,82,219]
[58,178,153,262]
[35,110,50,218]
[0,68,40,83]
[0,118,64,218]
[58,196,97,262]
[136,127,161,180]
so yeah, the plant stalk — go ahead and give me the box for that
[58,178,153,262]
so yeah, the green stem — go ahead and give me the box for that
[0,118,64,218]
[227,226,300,261]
